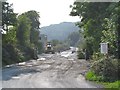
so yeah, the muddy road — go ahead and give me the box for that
[2,50,103,88]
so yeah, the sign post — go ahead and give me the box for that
[100,43,108,58]
[100,43,108,54]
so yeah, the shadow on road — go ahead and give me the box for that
[2,65,40,81]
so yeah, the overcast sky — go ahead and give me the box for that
[7,0,80,27]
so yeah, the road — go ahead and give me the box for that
[2,50,103,88]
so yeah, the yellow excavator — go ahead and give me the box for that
[45,42,55,54]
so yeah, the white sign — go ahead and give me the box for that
[100,43,108,54]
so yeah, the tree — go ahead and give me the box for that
[116,2,120,59]
[67,31,80,46]
[2,2,41,65]
[2,1,20,65]
[16,10,41,60]
[70,2,111,57]
[51,40,60,46]
[99,2,120,58]
[23,10,41,59]
[24,10,40,44]
[16,14,31,46]
[2,1,17,31]
[2,26,17,45]
[70,2,120,82]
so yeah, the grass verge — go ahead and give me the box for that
[85,71,120,89]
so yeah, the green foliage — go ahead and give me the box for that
[36,41,43,54]
[24,10,40,29]
[85,70,105,82]
[2,23,20,66]
[104,81,120,89]
[24,10,40,44]
[23,10,41,58]
[16,14,31,46]
[2,3,41,66]
[2,27,17,45]
[67,31,80,46]
[50,40,70,52]
[86,71,120,89]
[16,10,41,60]
[70,2,116,57]
[91,57,118,82]
[101,9,117,57]
[2,44,25,66]
[70,1,120,86]
[86,53,118,82]
[77,50,84,59]
[53,42,70,52]
[92,52,104,61]
[51,40,60,47]
[2,1,17,31]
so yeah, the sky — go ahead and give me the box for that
[7,0,80,27]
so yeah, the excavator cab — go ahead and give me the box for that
[45,42,55,54]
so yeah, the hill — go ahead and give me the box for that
[40,22,79,41]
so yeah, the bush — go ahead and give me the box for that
[91,57,118,82]
[92,52,104,61]
[77,50,84,59]
[54,44,70,52]
[85,71,104,81]
[2,44,24,66]
[2,44,37,66]
[85,71,95,80]
[103,81,120,89]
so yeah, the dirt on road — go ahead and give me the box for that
[2,51,103,88]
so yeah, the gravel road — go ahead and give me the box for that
[2,50,103,88]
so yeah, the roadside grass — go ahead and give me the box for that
[85,70,103,81]
[85,71,120,89]
[102,81,120,89]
